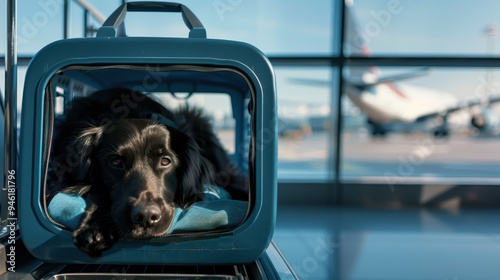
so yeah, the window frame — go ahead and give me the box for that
[271,0,500,206]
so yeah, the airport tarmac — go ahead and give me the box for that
[278,132,500,182]
[217,129,500,181]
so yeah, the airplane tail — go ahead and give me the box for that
[290,1,428,89]
[344,0,370,56]
[343,0,381,85]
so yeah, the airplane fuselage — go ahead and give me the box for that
[345,82,458,124]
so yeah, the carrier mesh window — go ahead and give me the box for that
[43,65,254,242]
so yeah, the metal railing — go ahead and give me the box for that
[64,0,107,38]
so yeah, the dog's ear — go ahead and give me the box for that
[70,126,104,183]
[170,132,214,207]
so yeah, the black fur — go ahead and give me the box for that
[48,88,247,257]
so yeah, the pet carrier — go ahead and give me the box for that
[19,1,276,264]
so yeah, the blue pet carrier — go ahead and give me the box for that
[19,2,276,264]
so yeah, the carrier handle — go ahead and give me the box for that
[96,1,206,38]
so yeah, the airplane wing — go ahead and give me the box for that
[289,67,430,88]
[362,67,429,87]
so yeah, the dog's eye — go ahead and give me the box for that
[109,157,125,169]
[160,156,172,167]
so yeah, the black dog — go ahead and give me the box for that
[48,88,247,257]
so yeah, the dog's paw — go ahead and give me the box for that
[73,224,116,258]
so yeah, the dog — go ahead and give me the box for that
[48,88,247,257]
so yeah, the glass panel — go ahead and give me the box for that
[341,66,500,184]
[10,1,63,55]
[275,66,335,181]
[124,0,334,55]
[69,0,123,38]
[6,0,334,55]
[151,92,236,154]
[345,0,500,56]
[0,65,27,116]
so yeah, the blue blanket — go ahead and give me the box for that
[48,185,248,234]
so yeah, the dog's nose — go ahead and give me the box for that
[131,204,162,227]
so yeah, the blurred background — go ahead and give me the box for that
[4,0,500,279]
[3,0,500,183]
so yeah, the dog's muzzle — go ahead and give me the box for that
[131,203,162,228]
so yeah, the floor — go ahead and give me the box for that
[274,206,500,280]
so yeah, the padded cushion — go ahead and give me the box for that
[48,185,247,234]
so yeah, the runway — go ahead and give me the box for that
[276,132,500,182]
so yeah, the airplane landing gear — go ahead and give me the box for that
[368,120,387,137]
[433,127,449,138]
[432,115,449,139]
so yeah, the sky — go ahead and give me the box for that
[0,0,332,55]
[351,0,500,56]
[0,0,331,115]
[3,0,500,116]
[1,0,499,56]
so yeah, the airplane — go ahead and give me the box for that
[291,0,500,138]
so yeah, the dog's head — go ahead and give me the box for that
[70,118,212,238]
